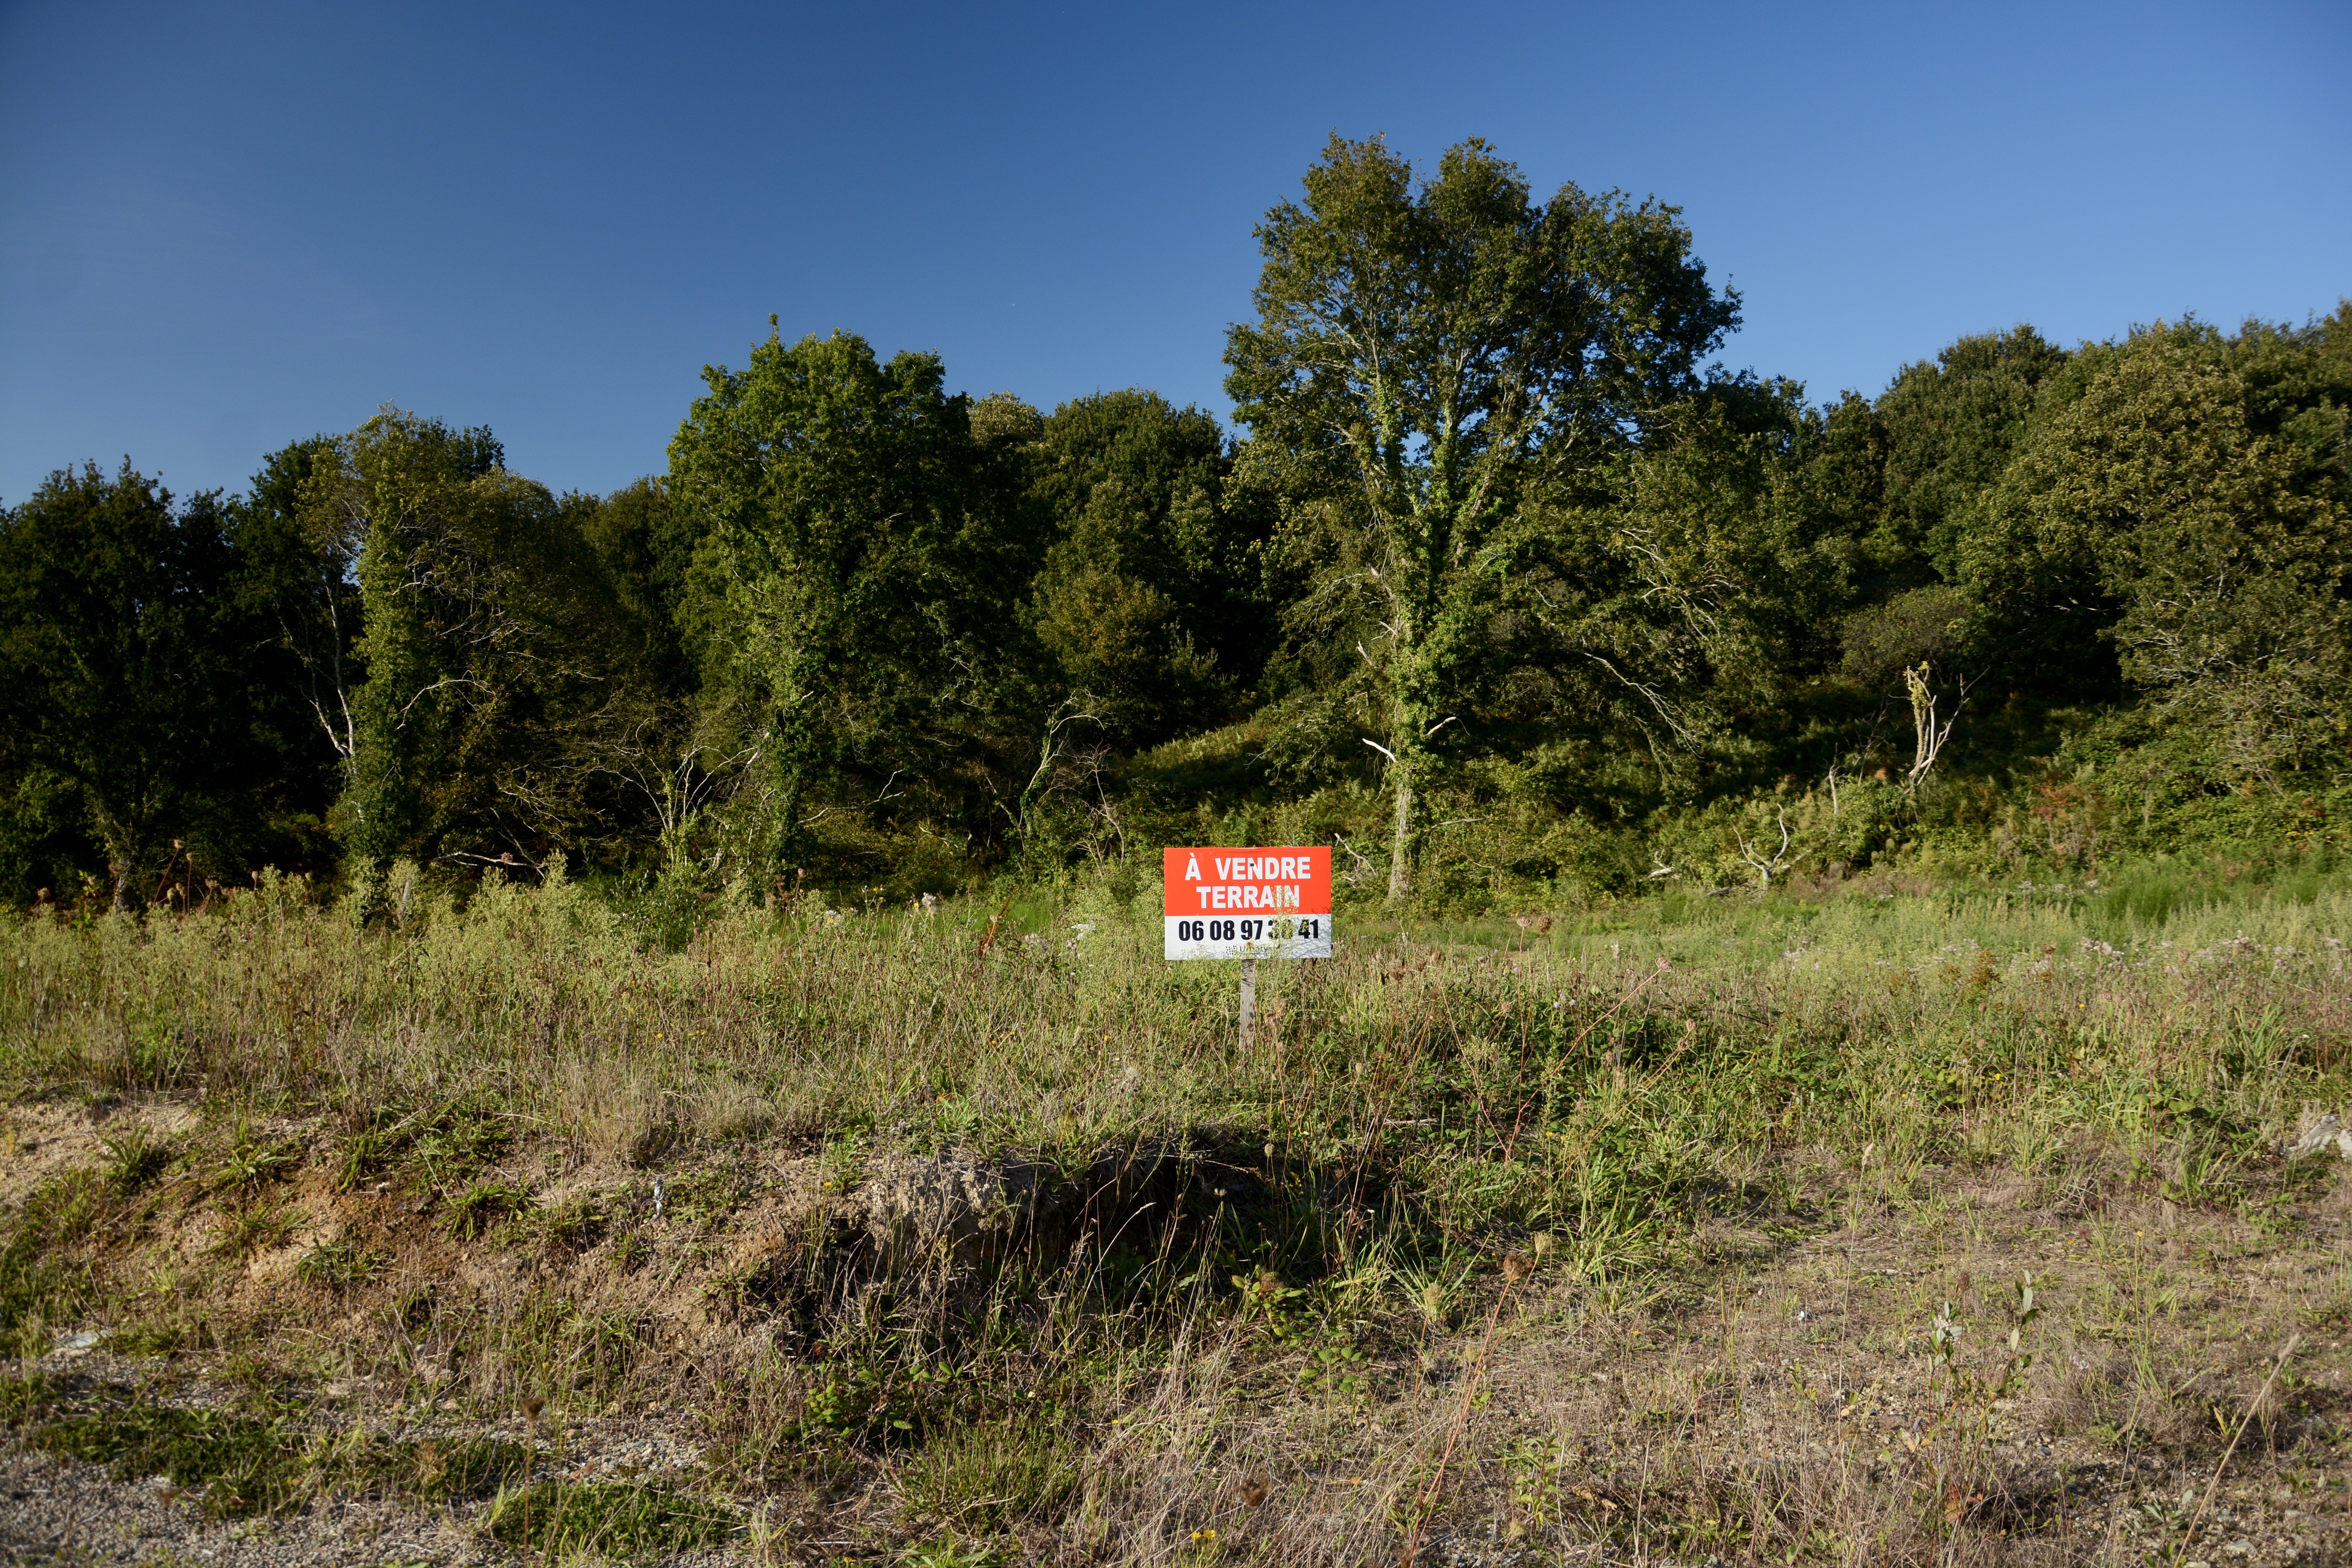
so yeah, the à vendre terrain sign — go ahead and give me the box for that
[1161,846,1332,960]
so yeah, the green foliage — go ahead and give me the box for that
[25,1384,533,1518]
[1227,134,1741,900]
[330,411,504,874]
[1873,325,2070,584]
[294,1237,385,1290]
[667,328,1044,871]
[0,138,2345,908]
[98,1125,175,1192]
[0,1171,101,1351]
[316,411,670,880]
[440,1179,534,1241]
[895,1421,1078,1530]
[1025,390,1274,742]
[35,1402,306,1516]
[483,1479,737,1559]
[1969,323,2352,779]
[534,1193,608,1253]
[211,1124,301,1193]
[786,1356,956,1446]
[0,463,323,905]
[212,1202,302,1259]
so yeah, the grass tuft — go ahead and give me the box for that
[895,1420,1078,1530]
[294,1236,385,1290]
[483,1479,737,1559]
[440,1179,533,1241]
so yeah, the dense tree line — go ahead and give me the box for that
[4,136,2348,912]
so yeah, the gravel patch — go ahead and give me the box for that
[0,1445,493,1565]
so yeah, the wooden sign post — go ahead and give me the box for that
[1162,847,1333,1049]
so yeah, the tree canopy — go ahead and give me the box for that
[3,145,2347,915]
[1225,134,1740,898]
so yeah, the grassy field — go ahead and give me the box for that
[3,866,2351,1565]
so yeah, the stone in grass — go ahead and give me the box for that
[2286,1112,2352,1160]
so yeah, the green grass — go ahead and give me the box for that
[0,1170,100,1353]
[294,1236,385,1290]
[3,864,2350,1563]
[895,1420,1078,1530]
[97,1124,176,1191]
[483,1479,737,1559]
[22,1383,534,1517]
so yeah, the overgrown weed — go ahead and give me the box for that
[1,873,2348,1561]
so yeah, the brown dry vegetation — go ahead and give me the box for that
[4,869,2352,1565]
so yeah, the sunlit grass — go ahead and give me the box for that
[3,863,2349,1563]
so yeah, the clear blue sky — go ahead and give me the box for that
[3,0,2346,505]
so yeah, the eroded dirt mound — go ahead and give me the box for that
[8,1094,2352,1567]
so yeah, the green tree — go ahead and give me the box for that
[1225,134,1738,899]
[1967,322,2352,780]
[668,328,1040,869]
[1872,327,2069,587]
[308,412,505,877]
[1557,380,1862,785]
[229,436,362,863]
[1024,390,1271,742]
[578,476,705,702]
[0,464,245,905]
[312,410,652,879]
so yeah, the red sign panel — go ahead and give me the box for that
[1161,846,1332,960]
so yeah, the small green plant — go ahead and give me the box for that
[1299,1332,1368,1397]
[440,1180,534,1241]
[895,1421,1076,1530]
[26,1379,534,1517]
[0,1172,102,1349]
[818,1128,869,1194]
[212,1203,302,1259]
[1501,1434,1570,1526]
[789,1357,953,1445]
[900,1532,1007,1567]
[356,1433,533,1500]
[1902,1275,2045,1539]
[536,1194,608,1253]
[484,1479,737,1559]
[336,1126,402,1192]
[98,1127,175,1192]
[294,1238,385,1290]
[1232,1266,1307,1336]
[35,1401,303,1517]
[212,1125,301,1192]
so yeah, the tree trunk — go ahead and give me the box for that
[1385,761,1415,904]
[1385,639,1436,906]
[1014,720,1058,854]
[773,758,806,872]
[97,808,142,911]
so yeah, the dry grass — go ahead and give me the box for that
[2,866,2351,1564]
